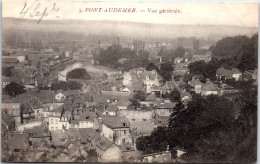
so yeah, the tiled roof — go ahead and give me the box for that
[95,136,115,151]
[128,120,154,135]
[2,57,18,63]
[201,81,219,91]
[180,92,192,98]
[189,79,202,86]
[101,115,129,129]
[78,111,95,122]
[8,133,29,150]
[79,128,100,143]
[2,112,15,127]
[24,125,51,138]
[2,76,14,82]
[216,67,242,78]
[156,102,177,109]
[155,116,169,126]
[140,70,161,81]
[146,94,160,101]
[106,104,118,112]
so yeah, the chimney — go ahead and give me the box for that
[50,103,54,110]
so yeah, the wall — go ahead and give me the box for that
[17,121,42,132]
[118,110,154,121]
[102,124,114,141]
[99,144,122,161]
[79,121,94,128]
[2,103,21,117]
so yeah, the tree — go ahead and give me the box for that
[173,47,185,59]
[160,62,173,81]
[136,136,153,154]
[188,60,207,75]
[238,34,258,72]
[146,63,159,71]
[4,82,25,97]
[136,126,168,154]
[86,149,98,162]
[210,35,250,58]
[169,89,180,102]
[67,68,91,80]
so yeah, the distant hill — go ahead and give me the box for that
[2,17,258,39]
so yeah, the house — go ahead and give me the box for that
[2,102,21,125]
[7,133,29,152]
[2,56,18,64]
[174,57,183,64]
[173,63,189,76]
[55,93,66,101]
[140,93,160,107]
[47,104,71,131]
[79,128,100,146]
[122,68,146,93]
[155,102,177,117]
[140,147,172,163]
[180,91,192,104]
[65,51,70,58]
[49,115,70,131]
[119,109,155,135]
[16,120,42,133]
[100,115,132,146]
[2,76,13,88]
[140,70,162,93]
[78,111,95,129]
[103,104,118,116]
[154,115,169,127]
[24,125,51,147]
[188,78,203,94]
[21,103,35,123]
[216,67,242,81]
[95,136,122,162]
[201,81,219,96]
[192,51,211,62]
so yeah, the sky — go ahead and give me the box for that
[2,0,258,27]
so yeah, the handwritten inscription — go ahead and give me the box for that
[20,2,60,24]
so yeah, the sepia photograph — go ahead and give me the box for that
[1,0,258,163]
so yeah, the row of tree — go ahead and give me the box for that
[5,33,43,50]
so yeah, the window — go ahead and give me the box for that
[37,110,39,114]
[56,127,58,130]
[123,123,126,126]
[123,130,126,135]
[51,119,53,124]
[122,139,126,144]
[55,119,58,124]
[51,127,54,130]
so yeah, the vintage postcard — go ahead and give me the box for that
[1,0,258,163]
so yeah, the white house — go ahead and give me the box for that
[49,115,70,131]
[201,81,219,96]
[174,57,183,64]
[216,67,242,81]
[188,78,202,94]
